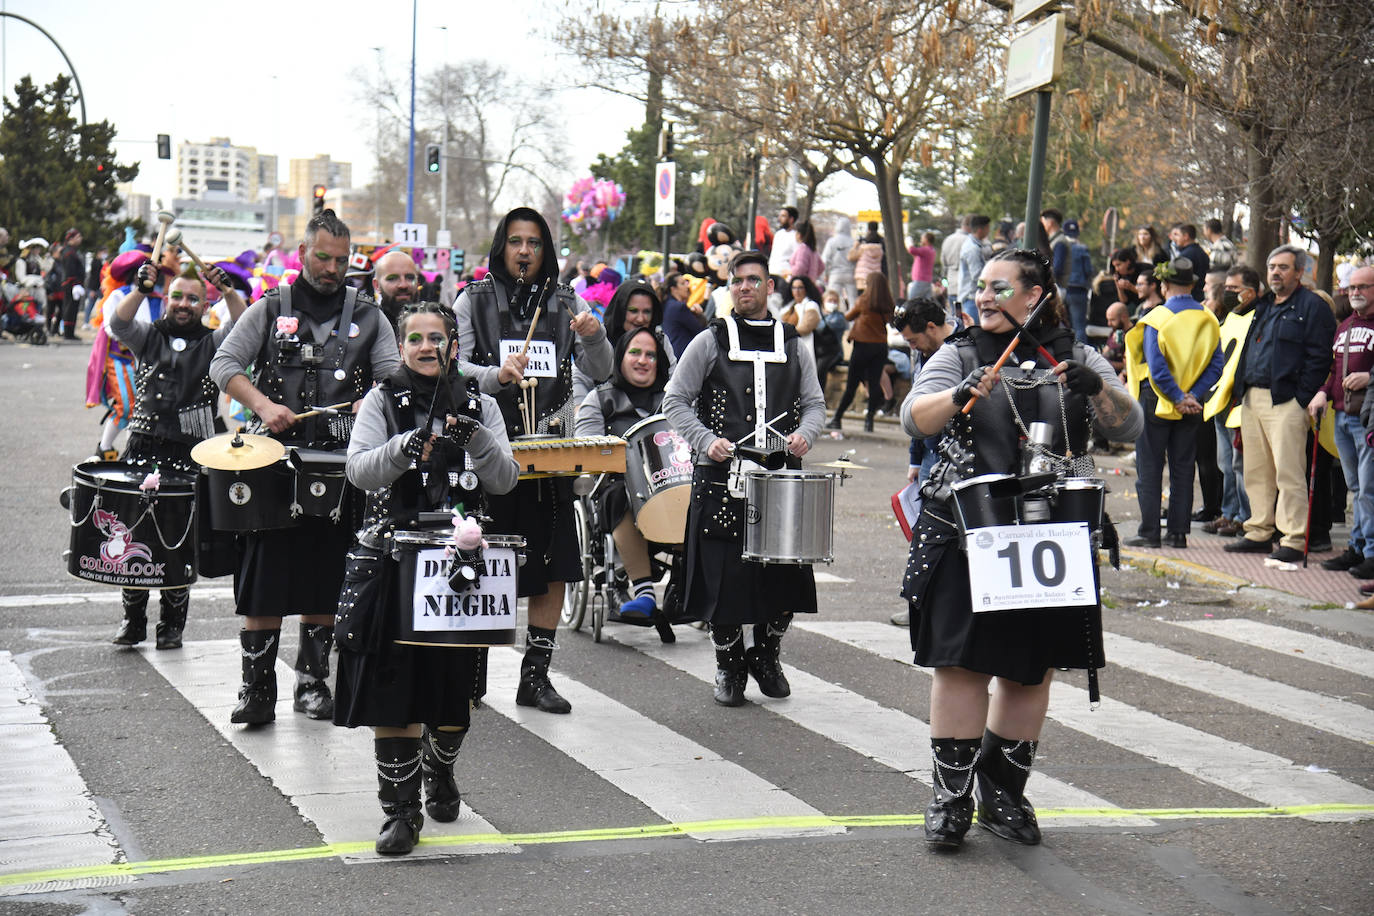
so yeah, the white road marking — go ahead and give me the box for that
[1170,618,1374,679]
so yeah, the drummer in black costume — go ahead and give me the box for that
[210,210,400,725]
[335,302,518,856]
[662,250,826,706]
[574,325,674,636]
[107,260,246,649]
[454,206,612,714]
[902,248,1142,849]
[571,276,674,408]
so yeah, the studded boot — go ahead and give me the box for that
[113,589,148,646]
[155,587,189,650]
[924,737,980,849]
[375,736,424,856]
[229,629,279,725]
[293,623,335,720]
[515,626,571,714]
[975,729,1041,845]
[420,726,466,822]
[711,625,748,707]
[746,613,792,698]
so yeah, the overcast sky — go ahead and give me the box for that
[0,0,873,219]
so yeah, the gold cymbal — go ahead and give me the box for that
[813,459,868,470]
[191,431,285,471]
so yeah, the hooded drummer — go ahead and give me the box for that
[106,260,247,650]
[661,250,827,707]
[453,206,613,714]
[210,210,400,726]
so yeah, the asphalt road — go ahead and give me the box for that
[1,338,1371,915]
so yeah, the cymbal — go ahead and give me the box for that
[191,431,285,471]
[814,459,868,470]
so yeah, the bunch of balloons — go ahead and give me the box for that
[562,177,626,236]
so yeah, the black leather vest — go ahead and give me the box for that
[593,385,664,437]
[128,329,220,444]
[695,318,803,447]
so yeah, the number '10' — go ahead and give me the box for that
[995,540,1067,588]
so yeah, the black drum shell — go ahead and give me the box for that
[1052,478,1106,530]
[67,460,198,589]
[950,473,1022,534]
[202,461,295,532]
[289,448,349,521]
[392,531,523,647]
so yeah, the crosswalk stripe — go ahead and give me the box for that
[1169,618,1374,678]
[482,647,842,841]
[141,641,514,862]
[603,625,1152,827]
[0,587,235,609]
[794,621,1374,822]
[1100,632,1374,744]
[0,651,129,897]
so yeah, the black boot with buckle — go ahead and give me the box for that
[230,629,279,725]
[155,587,189,650]
[375,736,424,856]
[515,626,572,714]
[420,726,466,822]
[711,625,748,707]
[746,613,793,698]
[924,737,980,849]
[293,623,335,719]
[975,729,1041,845]
[113,589,148,646]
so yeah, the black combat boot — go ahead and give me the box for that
[515,626,571,714]
[746,614,793,698]
[293,623,335,719]
[923,737,981,849]
[113,589,148,646]
[229,629,279,725]
[420,726,467,822]
[375,736,424,856]
[975,729,1041,845]
[155,587,189,650]
[711,625,748,707]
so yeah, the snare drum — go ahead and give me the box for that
[202,459,294,532]
[741,469,836,564]
[950,473,1022,535]
[288,448,349,522]
[65,460,198,589]
[1052,477,1106,530]
[392,531,525,647]
[622,414,693,544]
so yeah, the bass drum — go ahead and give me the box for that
[65,460,198,589]
[392,531,525,647]
[622,414,694,544]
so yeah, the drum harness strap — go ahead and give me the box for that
[723,316,791,497]
[277,283,360,443]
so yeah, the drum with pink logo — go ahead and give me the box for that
[622,414,693,544]
[64,460,198,589]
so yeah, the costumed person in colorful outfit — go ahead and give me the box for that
[107,260,247,648]
[336,302,518,855]
[661,250,827,706]
[453,206,613,714]
[901,248,1142,849]
[210,210,400,725]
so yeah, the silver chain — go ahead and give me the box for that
[376,753,422,783]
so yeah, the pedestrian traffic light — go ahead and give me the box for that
[312,184,326,214]
[425,144,441,173]
[157,134,171,160]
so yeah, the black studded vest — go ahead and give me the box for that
[694,317,804,449]
[127,328,221,445]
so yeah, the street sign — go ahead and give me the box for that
[654,161,676,227]
[435,229,452,248]
[1012,0,1058,24]
[393,222,428,247]
[1005,13,1065,100]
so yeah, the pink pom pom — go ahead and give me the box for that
[275,316,299,336]
[140,470,161,492]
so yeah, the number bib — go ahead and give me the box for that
[964,522,1096,612]
[500,339,557,378]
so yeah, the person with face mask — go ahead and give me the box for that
[106,261,247,649]
[210,209,401,726]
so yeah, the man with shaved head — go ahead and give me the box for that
[372,249,422,327]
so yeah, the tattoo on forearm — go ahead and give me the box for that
[1092,387,1133,428]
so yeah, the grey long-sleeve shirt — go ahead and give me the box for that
[345,384,518,496]
[661,326,827,464]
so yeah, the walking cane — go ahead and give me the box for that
[1304,409,1323,568]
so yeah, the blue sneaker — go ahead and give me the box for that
[618,594,657,619]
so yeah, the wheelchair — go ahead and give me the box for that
[561,473,684,644]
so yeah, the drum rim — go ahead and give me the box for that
[74,463,197,493]
[622,413,670,438]
[392,530,526,549]
[742,468,836,481]
[1057,477,1106,490]
[951,471,1018,491]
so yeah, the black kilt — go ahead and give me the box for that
[234,517,352,617]
[484,476,582,597]
[681,464,816,626]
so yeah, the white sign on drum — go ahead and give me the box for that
[411,546,517,631]
[964,522,1096,611]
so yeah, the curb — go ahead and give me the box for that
[1113,549,1251,591]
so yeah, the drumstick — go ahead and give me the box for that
[164,230,224,292]
[520,306,542,357]
[293,402,352,420]
[960,293,1056,415]
[149,210,175,266]
[998,310,1059,367]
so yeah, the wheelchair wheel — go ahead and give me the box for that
[27,327,47,346]
[561,495,592,630]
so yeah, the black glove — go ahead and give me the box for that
[1058,359,1104,396]
[444,415,480,449]
[401,428,429,461]
[952,365,990,408]
[135,262,157,294]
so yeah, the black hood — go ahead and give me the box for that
[487,207,559,290]
[611,326,669,395]
[602,277,663,347]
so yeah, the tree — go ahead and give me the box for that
[0,74,138,249]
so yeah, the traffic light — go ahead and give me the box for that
[312,184,326,214]
[157,134,171,160]
[425,144,441,173]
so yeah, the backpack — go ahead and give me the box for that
[1068,242,1093,289]
[44,262,63,295]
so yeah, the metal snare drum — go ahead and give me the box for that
[622,414,693,544]
[741,469,836,564]
[65,460,199,589]
[392,531,525,647]
[1052,477,1106,530]
[950,473,1022,535]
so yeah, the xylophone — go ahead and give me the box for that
[512,435,626,479]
